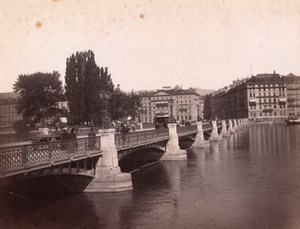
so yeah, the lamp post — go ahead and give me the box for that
[99,89,112,129]
[40,107,47,128]
[196,104,201,121]
[169,100,174,123]
[137,107,142,123]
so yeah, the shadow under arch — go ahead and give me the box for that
[119,148,165,173]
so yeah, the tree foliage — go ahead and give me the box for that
[13,119,34,137]
[203,93,213,120]
[109,86,141,121]
[13,71,63,125]
[65,50,114,125]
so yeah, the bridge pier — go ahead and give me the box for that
[192,121,209,148]
[209,120,221,142]
[161,123,187,160]
[228,119,236,134]
[84,129,133,192]
[221,120,230,137]
[233,119,239,132]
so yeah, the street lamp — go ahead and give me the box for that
[40,107,47,128]
[137,107,142,123]
[169,100,175,123]
[99,89,112,129]
[196,104,201,121]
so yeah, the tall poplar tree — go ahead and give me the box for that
[65,50,114,125]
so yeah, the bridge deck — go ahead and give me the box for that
[0,136,102,177]
[0,122,224,178]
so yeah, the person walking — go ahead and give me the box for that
[68,127,77,153]
[88,127,96,150]
[60,127,69,150]
[68,128,77,139]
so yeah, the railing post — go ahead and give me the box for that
[84,128,132,192]
[48,142,53,162]
[21,145,28,167]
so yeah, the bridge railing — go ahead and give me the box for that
[177,125,197,135]
[115,129,169,148]
[0,136,101,176]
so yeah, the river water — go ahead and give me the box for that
[1,124,300,229]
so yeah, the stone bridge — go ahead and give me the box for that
[0,119,247,193]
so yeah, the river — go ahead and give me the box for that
[1,124,300,228]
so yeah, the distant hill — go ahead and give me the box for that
[193,88,214,96]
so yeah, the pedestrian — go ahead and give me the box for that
[68,128,77,153]
[88,127,96,150]
[68,128,77,139]
[61,127,69,140]
[60,127,68,150]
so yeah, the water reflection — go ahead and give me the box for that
[1,125,300,228]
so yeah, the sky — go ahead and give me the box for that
[1,0,300,93]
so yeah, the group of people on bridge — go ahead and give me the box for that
[111,117,136,134]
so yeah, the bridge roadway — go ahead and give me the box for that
[0,122,222,181]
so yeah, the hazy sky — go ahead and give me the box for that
[1,0,300,92]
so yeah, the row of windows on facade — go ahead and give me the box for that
[141,95,196,101]
[249,104,286,110]
[251,97,286,103]
[249,92,286,97]
[142,100,194,105]
[248,87,286,92]
[0,104,17,112]
[249,111,287,117]
[248,84,286,88]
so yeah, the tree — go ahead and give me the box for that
[13,71,63,126]
[65,50,114,125]
[203,93,213,120]
[109,85,141,121]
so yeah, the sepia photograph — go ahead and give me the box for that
[1,0,300,228]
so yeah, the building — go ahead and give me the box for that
[211,72,288,121]
[0,92,21,128]
[282,73,300,117]
[246,73,288,121]
[0,91,69,128]
[139,87,203,123]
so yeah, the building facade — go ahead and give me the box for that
[0,92,69,129]
[139,88,203,123]
[246,73,288,121]
[282,73,300,117]
[0,92,21,128]
[211,72,288,121]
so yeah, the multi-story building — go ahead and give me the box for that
[211,80,248,119]
[0,92,21,128]
[0,92,69,128]
[282,73,300,117]
[211,72,288,121]
[139,87,203,123]
[246,73,288,121]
